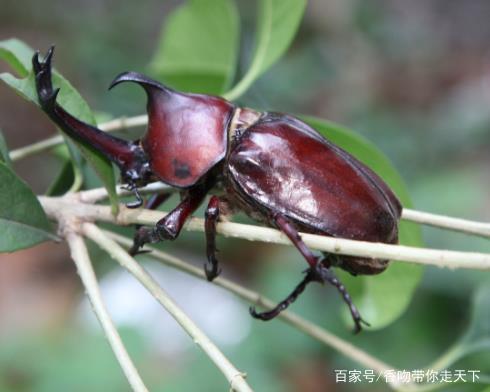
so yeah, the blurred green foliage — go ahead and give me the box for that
[1,0,490,391]
[0,39,118,210]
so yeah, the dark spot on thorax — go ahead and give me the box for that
[172,159,191,179]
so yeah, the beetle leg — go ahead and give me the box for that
[33,48,152,190]
[313,257,370,333]
[249,269,315,320]
[250,214,367,333]
[129,185,208,255]
[124,185,144,209]
[204,196,222,281]
[129,192,173,254]
[145,192,173,211]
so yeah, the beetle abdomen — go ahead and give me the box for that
[226,113,401,245]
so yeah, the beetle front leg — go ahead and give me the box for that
[250,214,368,333]
[129,186,208,255]
[204,195,222,281]
[130,192,173,250]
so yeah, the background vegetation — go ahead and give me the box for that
[1,0,490,391]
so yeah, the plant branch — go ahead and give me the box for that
[65,229,148,392]
[82,223,253,392]
[70,184,490,240]
[9,114,148,161]
[78,182,173,204]
[103,230,404,385]
[402,208,490,239]
[9,111,490,241]
[10,110,490,240]
[39,196,490,270]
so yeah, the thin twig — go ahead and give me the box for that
[82,223,253,392]
[10,135,62,161]
[12,111,490,241]
[65,230,148,392]
[9,114,148,161]
[11,108,490,240]
[38,197,490,270]
[402,208,490,239]
[67,184,490,240]
[103,230,403,383]
[78,182,173,204]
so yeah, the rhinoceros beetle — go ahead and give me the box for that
[33,47,402,333]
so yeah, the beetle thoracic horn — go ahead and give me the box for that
[108,71,174,95]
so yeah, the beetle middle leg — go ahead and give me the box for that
[129,185,208,255]
[204,195,222,281]
[250,214,368,333]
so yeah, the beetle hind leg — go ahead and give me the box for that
[249,269,315,320]
[313,257,370,333]
[249,214,367,333]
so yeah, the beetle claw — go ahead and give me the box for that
[125,185,143,209]
[353,317,370,334]
[313,262,368,333]
[248,306,263,319]
[128,248,152,256]
[204,260,221,281]
[249,305,279,320]
[129,227,158,255]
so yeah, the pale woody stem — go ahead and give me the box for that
[104,230,402,387]
[38,196,490,271]
[82,223,253,392]
[11,113,490,241]
[65,231,149,392]
[78,184,490,241]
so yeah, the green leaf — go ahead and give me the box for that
[0,38,33,76]
[303,116,424,329]
[46,160,76,196]
[0,129,12,167]
[436,284,490,370]
[462,285,490,349]
[0,162,58,252]
[149,0,239,95]
[0,39,118,211]
[45,145,83,196]
[420,284,490,385]
[224,0,307,101]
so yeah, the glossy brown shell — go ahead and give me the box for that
[110,72,234,188]
[145,90,233,187]
[227,113,402,246]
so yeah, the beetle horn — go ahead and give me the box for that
[33,48,148,181]
[109,72,173,95]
